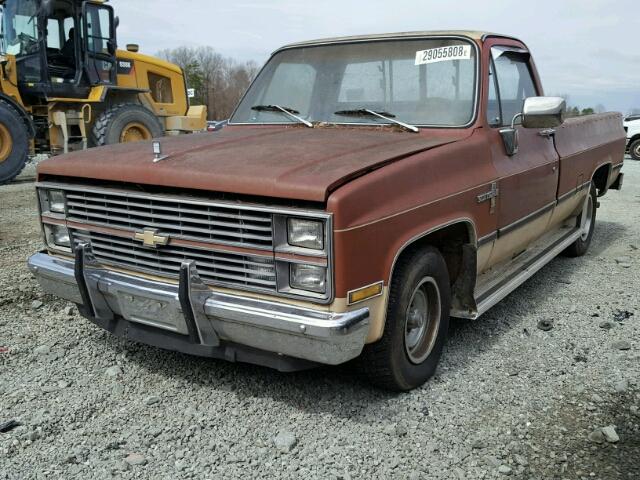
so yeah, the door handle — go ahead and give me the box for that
[538,128,556,138]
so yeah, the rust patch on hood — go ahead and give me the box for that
[38,126,469,202]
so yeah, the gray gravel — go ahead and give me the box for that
[1,159,639,479]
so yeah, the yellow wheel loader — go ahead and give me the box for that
[0,0,207,184]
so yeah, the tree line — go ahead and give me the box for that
[157,46,260,121]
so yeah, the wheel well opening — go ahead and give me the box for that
[592,164,611,195]
[394,222,477,314]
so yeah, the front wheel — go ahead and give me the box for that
[563,183,597,257]
[630,139,640,161]
[359,247,450,391]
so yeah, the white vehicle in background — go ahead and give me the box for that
[625,115,640,160]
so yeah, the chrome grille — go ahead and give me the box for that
[71,230,277,291]
[65,190,274,249]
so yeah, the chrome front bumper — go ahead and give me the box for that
[27,249,369,368]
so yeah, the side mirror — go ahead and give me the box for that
[500,96,566,156]
[522,96,566,129]
[114,16,120,29]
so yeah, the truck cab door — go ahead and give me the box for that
[82,2,116,85]
[485,46,560,266]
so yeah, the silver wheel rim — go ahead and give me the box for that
[404,277,441,364]
[634,143,640,158]
[580,192,594,241]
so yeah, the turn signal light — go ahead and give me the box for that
[348,282,383,305]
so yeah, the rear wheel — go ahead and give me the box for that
[563,183,597,257]
[0,101,30,185]
[630,139,640,161]
[90,104,163,147]
[359,247,450,391]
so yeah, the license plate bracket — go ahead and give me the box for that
[118,292,188,335]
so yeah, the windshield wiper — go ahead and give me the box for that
[251,104,313,128]
[334,108,419,133]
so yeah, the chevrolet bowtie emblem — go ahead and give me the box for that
[134,228,169,248]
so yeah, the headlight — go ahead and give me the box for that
[40,189,66,214]
[290,264,326,293]
[287,218,324,250]
[44,224,71,248]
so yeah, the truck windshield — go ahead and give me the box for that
[231,38,478,128]
[0,0,39,56]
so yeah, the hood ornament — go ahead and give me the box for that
[152,141,169,163]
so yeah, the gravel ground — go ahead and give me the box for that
[1,159,638,480]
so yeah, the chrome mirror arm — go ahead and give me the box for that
[510,113,523,129]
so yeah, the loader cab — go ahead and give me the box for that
[0,0,116,100]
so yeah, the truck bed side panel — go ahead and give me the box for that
[553,113,626,198]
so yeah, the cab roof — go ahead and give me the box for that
[277,30,522,53]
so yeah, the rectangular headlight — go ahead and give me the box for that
[287,218,324,250]
[290,264,326,293]
[44,224,71,248]
[47,190,66,214]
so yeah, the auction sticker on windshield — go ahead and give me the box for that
[415,45,472,65]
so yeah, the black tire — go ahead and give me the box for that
[630,139,640,161]
[0,100,30,185]
[90,103,163,147]
[563,183,597,257]
[359,247,451,391]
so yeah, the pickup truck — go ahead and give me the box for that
[624,115,640,160]
[28,31,626,391]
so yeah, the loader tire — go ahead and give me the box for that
[90,104,163,147]
[0,100,30,185]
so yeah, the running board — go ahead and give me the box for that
[455,227,582,320]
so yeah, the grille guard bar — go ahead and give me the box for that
[28,249,370,367]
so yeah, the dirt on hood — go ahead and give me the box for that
[37,125,468,202]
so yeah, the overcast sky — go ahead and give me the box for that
[112,0,640,113]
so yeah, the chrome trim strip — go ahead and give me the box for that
[470,227,583,319]
[335,180,493,233]
[28,252,368,365]
[557,180,592,204]
[478,231,498,246]
[36,181,331,219]
[498,201,555,238]
[229,35,481,130]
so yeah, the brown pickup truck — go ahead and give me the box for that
[28,31,625,390]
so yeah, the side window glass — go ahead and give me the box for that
[487,61,501,126]
[492,50,537,126]
[47,19,61,49]
[64,17,74,39]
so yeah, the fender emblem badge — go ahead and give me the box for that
[477,182,499,214]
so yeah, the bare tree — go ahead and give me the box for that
[157,46,259,120]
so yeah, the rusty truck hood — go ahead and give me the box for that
[37,126,468,202]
